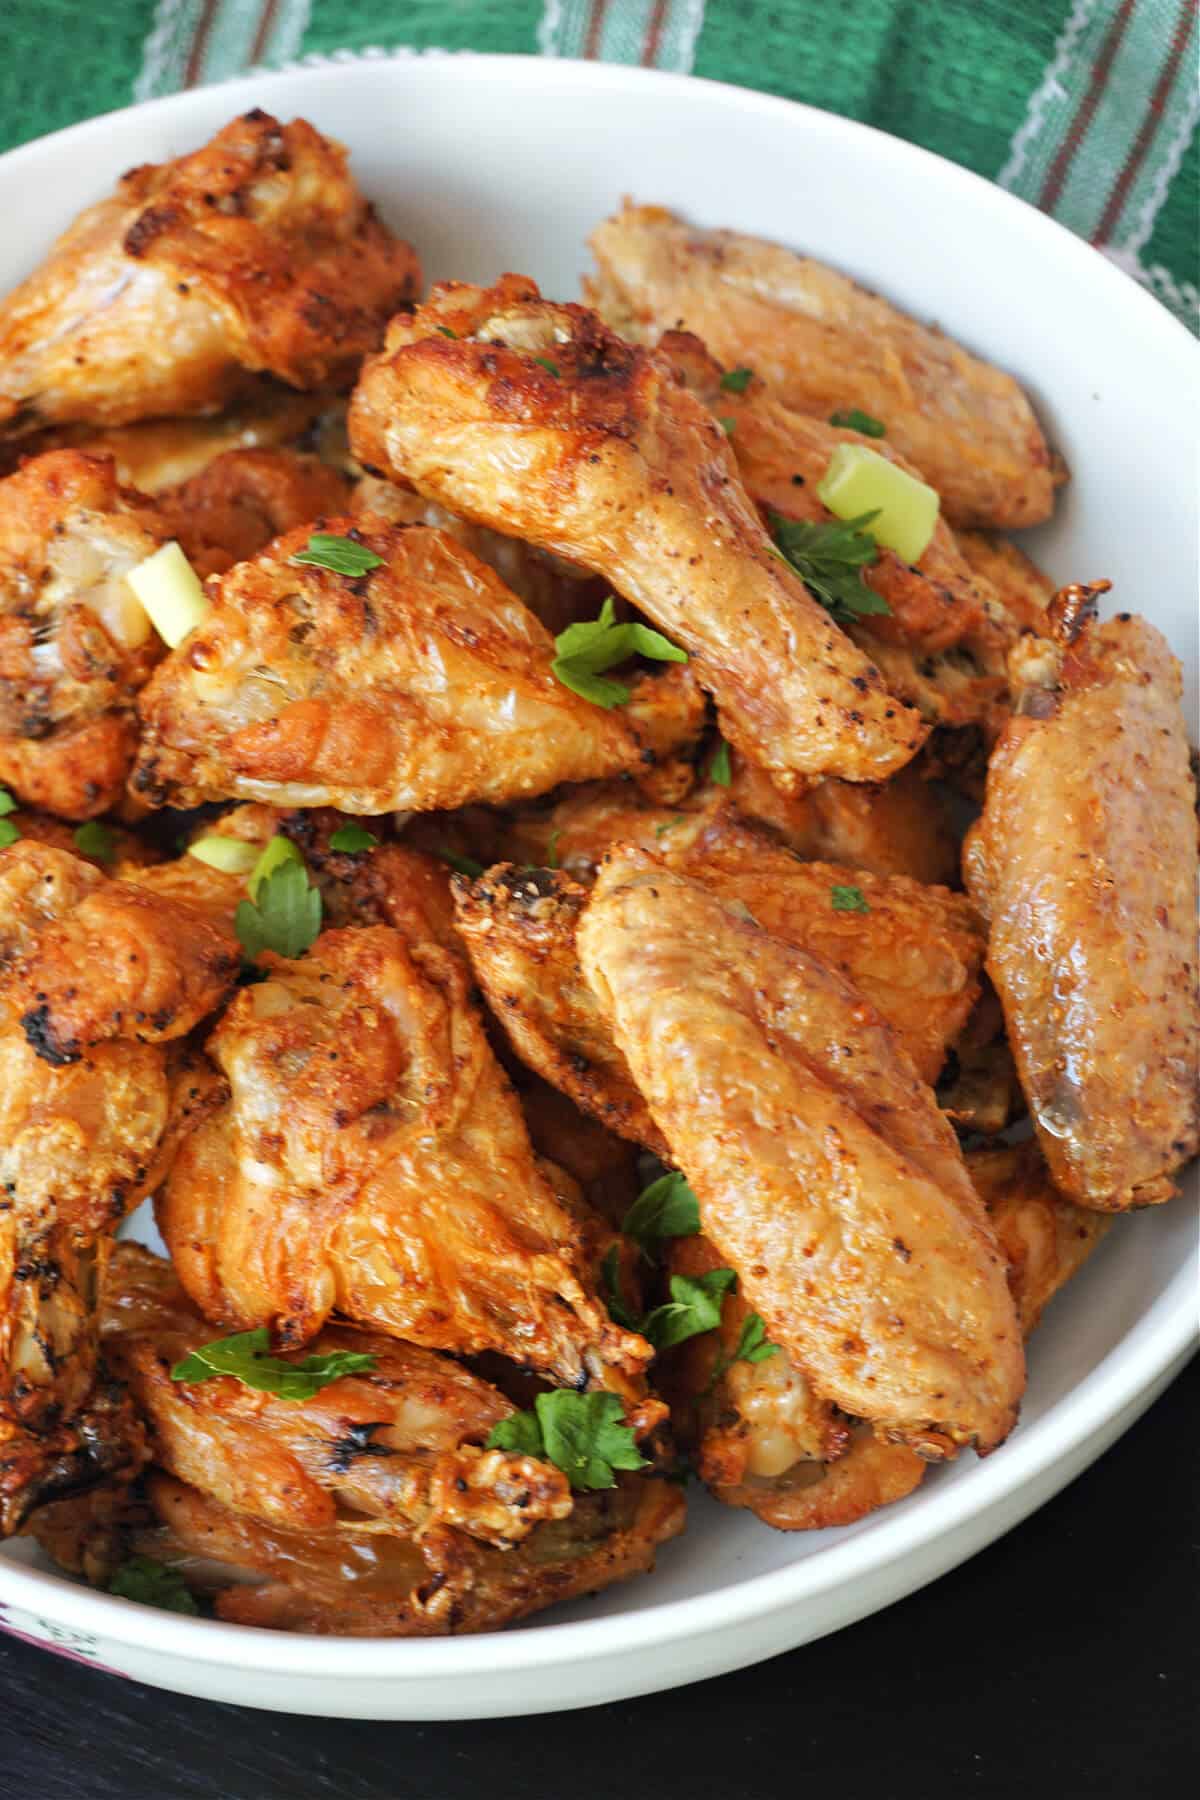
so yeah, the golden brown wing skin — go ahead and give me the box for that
[452,865,668,1155]
[956,531,1055,634]
[0,804,156,871]
[134,1467,684,1636]
[1,1380,147,1539]
[0,111,420,435]
[103,1244,572,1548]
[587,204,1059,530]
[158,447,352,576]
[965,610,1199,1209]
[349,277,927,789]
[967,1143,1113,1336]
[578,849,1024,1455]
[157,925,652,1393]
[131,519,649,814]
[0,451,167,818]
[725,752,961,887]
[2,842,238,1065]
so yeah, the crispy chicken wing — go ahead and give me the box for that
[956,531,1054,634]
[587,203,1059,530]
[349,276,926,789]
[158,447,352,577]
[103,1245,573,1548]
[966,1143,1113,1336]
[133,1466,684,1635]
[157,925,652,1397]
[131,519,658,814]
[578,850,1024,1454]
[0,450,167,818]
[0,111,420,435]
[453,830,981,1149]
[965,603,1199,1209]
[1,841,238,1066]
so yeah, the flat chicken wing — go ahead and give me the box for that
[578,849,1024,1455]
[0,450,167,818]
[348,276,926,789]
[103,1244,572,1548]
[965,601,1199,1208]
[0,111,420,435]
[587,203,1059,530]
[132,1466,684,1635]
[131,520,658,814]
[156,925,652,1397]
[1,841,238,1066]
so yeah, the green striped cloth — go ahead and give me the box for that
[1,2,1195,331]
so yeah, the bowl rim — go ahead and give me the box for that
[0,51,1195,1678]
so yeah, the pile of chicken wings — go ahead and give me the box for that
[1,113,1195,1637]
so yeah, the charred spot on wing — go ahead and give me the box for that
[327,1420,395,1474]
[20,1003,79,1067]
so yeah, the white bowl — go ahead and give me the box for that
[0,55,1195,1721]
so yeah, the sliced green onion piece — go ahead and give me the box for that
[125,542,209,648]
[816,445,939,566]
[248,834,302,899]
[187,835,261,875]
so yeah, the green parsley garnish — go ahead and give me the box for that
[621,1171,701,1260]
[72,821,116,865]
[434,324,458,339]
[552,597,688,709]
[719,367,753,393]
[437,847,485,879]
[719,417,736,436]
[705,1311,780,1393]
[171,1327,376,1401]
[830,408,886,438]
[108,1556,199,1616]
[329,825,379,854]
[831,884,870,913]
[0,788,18,847]
[289,534,385,578]
[654,815,686,837]
[710,740,732,787]
[486,1391,647,1491]
[769,510,891,627]
[532,356,561,377]
[642,1267,738,1352]
[235,838,321,959]
[0,788,16,816]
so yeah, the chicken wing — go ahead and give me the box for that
[965,1143,1113,1336]
[965,602,1199,1209]
[956,531,1055,635]
[0,450,167,818]
[156,924,652,1397]
[348,276,926,789]
[157,447,352,577]
[130,1465,684,1635]
[1,841,238,1065]
[0,111,420,435]
[103,1244,573,1548]
[131,519,659,815]
[578,849,1024,1454]
[587,203,1059,530]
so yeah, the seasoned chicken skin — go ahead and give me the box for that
[965,605,1199,1209]
[103,1245,573,1548]
[349,276,927,789]
[453,828,982,1150]
[587,203,1059,530]
[158,447,352,577]
[578,850,1024,1454]
[0,111,420,435]
[157,925,652,1396]
[134,1466,684,1635]
[0,450,167,818]
[1,841,238,1066]
[132,520,659,815]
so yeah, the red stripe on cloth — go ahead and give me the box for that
[585,1,610,60]
[642,0,670,65]
[184,0,221,87]
[1038,0,1137,212]
[1092,0,1197,243]
[250,0,281,66]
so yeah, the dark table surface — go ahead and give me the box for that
[1,1354,1194,1800]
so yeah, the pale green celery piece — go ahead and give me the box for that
[816,444,939,565]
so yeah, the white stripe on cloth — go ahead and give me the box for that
[539,0,705,71]
[996,0,1099,195]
